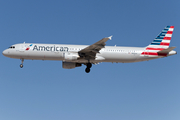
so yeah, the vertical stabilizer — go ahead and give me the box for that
[142,26,175,57]
[147,26,174,49]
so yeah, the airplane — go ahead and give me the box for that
[2,26,177,73]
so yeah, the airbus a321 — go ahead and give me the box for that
[2,26,177,73]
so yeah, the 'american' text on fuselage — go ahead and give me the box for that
[33,45,69,52]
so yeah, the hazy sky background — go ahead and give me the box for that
[0,0,179,120]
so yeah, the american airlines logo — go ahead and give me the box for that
[33,45,69,52]
[26,44,33,50]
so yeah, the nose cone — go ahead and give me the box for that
[2,49,8,56]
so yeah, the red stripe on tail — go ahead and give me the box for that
[167,31,173,34]
[160,42,169,46]
[163,37,171,40]
[146,48,165,50]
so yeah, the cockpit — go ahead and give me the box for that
[9,46,15,49]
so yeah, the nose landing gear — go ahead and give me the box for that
[20,59,24,68]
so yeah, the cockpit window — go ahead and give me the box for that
[9,46,15,49]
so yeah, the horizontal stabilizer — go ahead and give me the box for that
[157,47,176,54]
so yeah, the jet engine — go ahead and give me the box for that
[64,53,79,61]
[62,62,82,69]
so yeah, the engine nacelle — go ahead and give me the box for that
[62,62,82,69]
[64,53,78,61]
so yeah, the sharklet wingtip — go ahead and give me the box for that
[108,35,113,40]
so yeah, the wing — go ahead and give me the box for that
[78,36,112,59]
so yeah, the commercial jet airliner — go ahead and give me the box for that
[2,26,177,73]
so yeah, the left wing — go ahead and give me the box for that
[78,36,112,59]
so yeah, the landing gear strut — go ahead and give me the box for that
[85,63,92,73]
[20,59,24,68]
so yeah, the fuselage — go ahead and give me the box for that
[2,43,175,64]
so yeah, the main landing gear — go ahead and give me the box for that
[85,63,92,73]
[20,59,24,68]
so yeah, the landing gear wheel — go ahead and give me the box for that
[85,68,90,73]
[20,64,23,68]
[20,59,24,68]
[85,63,92,73]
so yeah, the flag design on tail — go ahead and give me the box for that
[148,26,174,48]
[141,26,174,56]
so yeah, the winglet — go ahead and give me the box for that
[108,35,113,40]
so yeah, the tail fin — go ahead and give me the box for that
[142,26,175,57]
[146,26,174,49]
